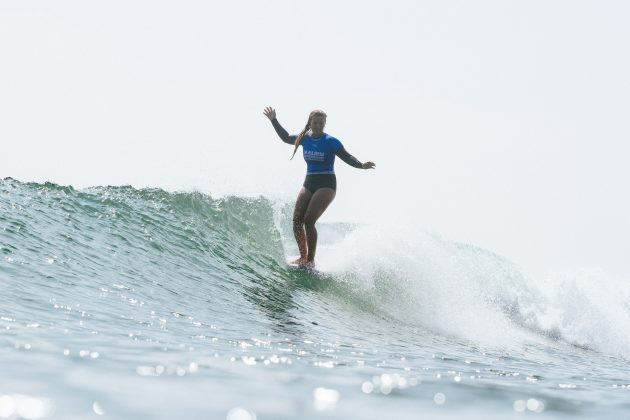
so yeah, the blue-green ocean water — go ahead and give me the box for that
[1,177,630,419]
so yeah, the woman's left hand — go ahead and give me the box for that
[362,161,376,169]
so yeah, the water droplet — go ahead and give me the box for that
[93,401,105,415]
[361,382,374,394]
[433,393,446,405]
[313,387,340,411]
[513,400,526,412]
[526,398,544,412]
[226,407,256,420]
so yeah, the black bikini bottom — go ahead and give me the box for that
[303,174,336,193]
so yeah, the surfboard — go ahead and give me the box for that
[287,257,322,276]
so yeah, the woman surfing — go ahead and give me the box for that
[263,106,376,268]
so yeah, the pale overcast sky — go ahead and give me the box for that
[1,1,629,278]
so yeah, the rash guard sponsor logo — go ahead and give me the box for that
[303,150,325,162]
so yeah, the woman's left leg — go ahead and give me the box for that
[292,187,313,264]
[303,187,336,265]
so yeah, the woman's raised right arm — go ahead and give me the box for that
[263,106,297,145]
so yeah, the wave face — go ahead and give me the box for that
[2,177,630,419]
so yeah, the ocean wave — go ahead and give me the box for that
[2,177,629,358]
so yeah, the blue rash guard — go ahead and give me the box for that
[300,134,343,175]
[270,118,364,172]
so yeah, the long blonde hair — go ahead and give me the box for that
[290,109,327,160]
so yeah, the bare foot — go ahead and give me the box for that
[290,258,316,269]
[291,257,307,266]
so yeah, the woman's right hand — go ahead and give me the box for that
[263,106,276,121]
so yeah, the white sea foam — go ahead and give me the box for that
[311,223,630,358]
[528,269,630,357]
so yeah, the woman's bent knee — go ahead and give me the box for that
[304,218,316,228]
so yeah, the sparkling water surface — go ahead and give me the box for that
[1,178,629,419]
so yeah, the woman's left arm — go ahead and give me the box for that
[336,147,376,169]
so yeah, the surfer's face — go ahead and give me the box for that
[310,115,326,137]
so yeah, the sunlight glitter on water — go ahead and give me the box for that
[0,394,53,419]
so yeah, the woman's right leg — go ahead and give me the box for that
[292,186,312,264]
